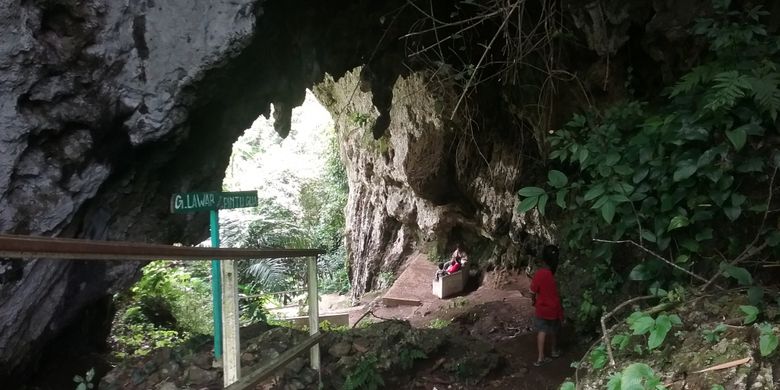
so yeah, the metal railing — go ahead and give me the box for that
[0,234,324,389]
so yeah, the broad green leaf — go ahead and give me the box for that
[77,384,86,390]
[630,315,655,335]
[669,314,682,325]
[611,334,630,350]
[641,230,657,243]
[606,375,622,390]
[517,196,538,213]
[676,254,690,263]
[680,238,700,252]
[548,170,568,188]
[673,162,697,182]
[555,190,568,209]
[748,286,764,307]
[538,194,549,216]
[602,200,616,224]
[629,263,653,281]
[667,215,690,231]
[590,347,608,369]
[726,127,747,150]
[73,376,84,383]
[614,165,634,175]
[648,326,669,349]
[723,205,742,221]
[584,185,606,201]
[731,193,747,207]
[579,148,590,165]
[720,263,753,285]
[86,368,95,382]
[605,153,621,166]
[767,230,780,247]
[740,305,759,324]
[633,167,650,184]
[712,385,726,390]
[760,331,778,356]
[560,382,576,390]
[518,187,546,197]
[592,195,609,209]
[695,228,714,241]
[621,363,659,388]
[610,194,631,203]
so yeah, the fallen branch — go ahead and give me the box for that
[593,239,709,284]
[600,295,655,368]
[693,357,751,373]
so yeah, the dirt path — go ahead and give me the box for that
[342,254,580,389]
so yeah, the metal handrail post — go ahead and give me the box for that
[307,256,320,370]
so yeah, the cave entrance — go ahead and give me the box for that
[108,90,349,363]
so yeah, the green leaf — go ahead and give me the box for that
[641,230,657,243]
[590,347,608,370]
[726,127,747,151]
[579,148,590,165]
[760,331,778,356]
[601,200,616,224]
[720,263,753,285]
[630,315,655,336]
[695,228,714,241]
[555,190,568,209]
[629,264,653,281]
[680,238,700,252]
[723,205,742,221]
[673,161,698,182]
[633,167,650,184]
[86,368,95,382]
[748,286,764,307]
[518,187,546,197]
[667,215,690,231]
[648,314,674,349]
[606,375,622,390]
[712,385,726,390]
[538,194,549,216]
[548,170,568,188]
[611,334,630,351]
[584,185,606,201]
[605,153,621,166]
[767,230,780,247]
[621,363,659,388]
[77,384,86,390]
[648,325,669,350]
[560,382,576,390]
[517,196,538,213]
[73,376,84,383]
[741,305,759,324]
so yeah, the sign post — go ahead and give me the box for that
[171,190,258,384]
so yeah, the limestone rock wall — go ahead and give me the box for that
[0,0,261,381]
[315,70,551,299]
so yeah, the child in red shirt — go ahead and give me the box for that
[530,245,563,366]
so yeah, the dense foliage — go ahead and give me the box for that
[110,261,212,358]
[518,0,780,326]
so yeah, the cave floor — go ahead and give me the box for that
[342,255,580,389]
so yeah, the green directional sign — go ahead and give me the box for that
[169,189,258,360]
[218,191,259,210]
[171,191,258,213]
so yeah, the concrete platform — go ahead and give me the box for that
[382,254,438,307]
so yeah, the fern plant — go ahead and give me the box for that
[517,0,780,326]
